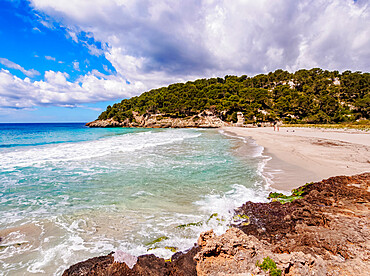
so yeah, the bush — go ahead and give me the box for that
[256,257,282,276]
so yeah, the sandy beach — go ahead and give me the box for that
[223,126,370,191]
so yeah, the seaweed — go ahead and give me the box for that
[232,214,250,226]
[147,245,177,253]
[164,246,177,253]
[145,236,169,246]
[268,192,302,203]
[176,221,203,228]
[268,182,312,203]
[206,213,218,223]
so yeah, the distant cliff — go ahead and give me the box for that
[86,110,231,128]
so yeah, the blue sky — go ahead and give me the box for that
[0,0,119,122]
[0,1,116,81]
[0,0,369,122]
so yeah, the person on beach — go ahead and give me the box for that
[273,121,277,131]
[276,121,281,131]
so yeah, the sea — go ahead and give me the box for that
[0,123,271,275]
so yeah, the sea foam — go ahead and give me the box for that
[0,129,201,170]
[0,127,269,274]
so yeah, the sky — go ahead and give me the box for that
[0,0,369,123]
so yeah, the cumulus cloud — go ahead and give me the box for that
[0,69,144,109]
[2,0,370,110]
[29,0,369,78]
[0,58,40,78]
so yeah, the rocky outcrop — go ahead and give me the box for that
[63,247,200,276]
[235,112,245,127]
[225,173,370,275]
[63,173,370,275]
[85,110,230,128]
[195,228,327,275]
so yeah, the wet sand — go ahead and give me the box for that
[222,126,370,191]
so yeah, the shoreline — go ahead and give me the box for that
[63,172,370,275]
[222,126,370,191]
[60,127,370,275]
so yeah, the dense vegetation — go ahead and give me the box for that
[97,68,369,124]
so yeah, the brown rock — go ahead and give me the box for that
[195,228,327,276]
[63,247,199,276]
[230,173,370,275]
[85,110,230,128]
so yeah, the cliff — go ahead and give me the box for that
[86,110,230,128]
[63,173,370,275]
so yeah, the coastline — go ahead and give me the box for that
[60,127,370,275]
[222,126,370,191]
[63,172,370,275]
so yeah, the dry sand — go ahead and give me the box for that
[222,126,370,191]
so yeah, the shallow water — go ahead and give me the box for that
[0,124,269,275]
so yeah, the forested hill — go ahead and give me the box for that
[97,69,369,124]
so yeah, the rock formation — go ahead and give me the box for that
[236,112,245,127]
[195,228,327,275]
[86,110,229,128]
[62,247,200,276]
[63,173,370,275]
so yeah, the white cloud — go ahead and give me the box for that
[86,43,104,56]
[45,55,56,61]
[67,30,79,43]
[0,58,40,78]
[73,61,80,71]
[29,0,369,78]
[32,27,42,33]
[102,64,111,73]
[45,55,65,64]
[0,69,143,109]
[2,0,369,110]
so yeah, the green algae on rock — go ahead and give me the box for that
[268,182,311,203]
[144,236,169,247]
[176,221,203,228]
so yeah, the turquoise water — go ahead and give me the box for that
[0,124,269,275]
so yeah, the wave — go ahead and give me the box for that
[0,128,270,274]
[0,129,201,170]
[218,129,273,189]
[0,141,67,148]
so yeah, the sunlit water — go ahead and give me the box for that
[0,123,270,275]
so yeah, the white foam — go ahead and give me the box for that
[0,129,201,170]
[129,184,272,260]
[219,129,274,189]
[27,234,88,275]
[0,128,275,273]
[219,129,263,158]
[195,184,268,234]
[131,191,154,197]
